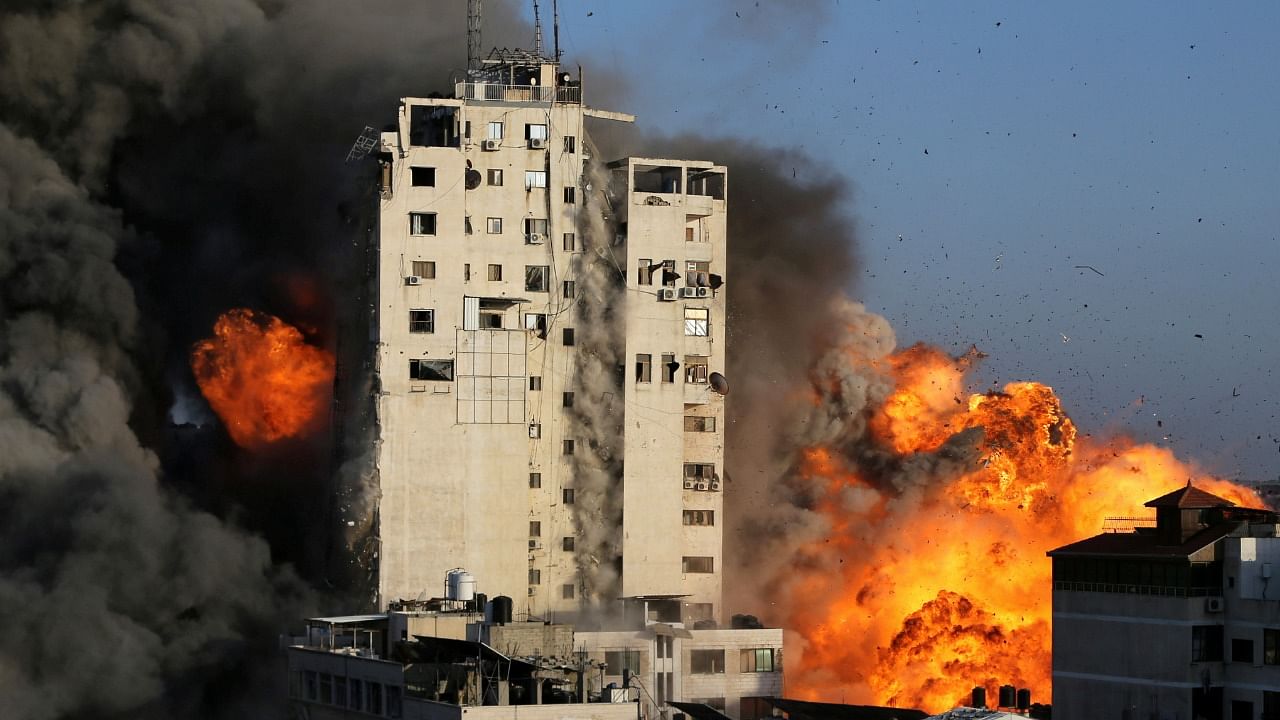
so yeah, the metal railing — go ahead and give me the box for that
[1054,581,1222,597]
[456,82,581,104]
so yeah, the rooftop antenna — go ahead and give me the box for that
[553,0,561,62]
[532,0,544,57]
[467,0,482,74]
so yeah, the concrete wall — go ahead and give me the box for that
[408,699,639,720]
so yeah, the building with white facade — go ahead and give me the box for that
[1048,483,1280,720]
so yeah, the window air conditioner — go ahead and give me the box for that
[529,540,543,550]
[658,288,677,302]
[1205,597,1224,613]
[405,275,421,286]
[529,137,548,150]
[710,481,720,491]
[695,287,711,298]
[695,482,707,491]
[481,139,500,151]
[526,233,545,245]
[683,479,696,490]
[679,287,699,299]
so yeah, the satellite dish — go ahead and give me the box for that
[465,168,482,189]
[709,372,728,395]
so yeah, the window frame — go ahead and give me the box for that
[685,307,710,336]
[408,309,435,334]
[636,353,652,383]
[526,265,550,292]
[411,166,436,187]
[690,648,725,674]
[488,168,503,186]
[486,217,503,234]
[524,170,548,189]
[487,122,504,140]
[411,260,436,279]
[409,212,437,236]
[487,264,503,281]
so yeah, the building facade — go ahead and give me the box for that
[371,50,728,627]
[1049,484,1280,720]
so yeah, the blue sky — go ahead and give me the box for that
[542,1,1280,482]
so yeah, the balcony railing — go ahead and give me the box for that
[456,82,581,104]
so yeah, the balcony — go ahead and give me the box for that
[456,83,581,104]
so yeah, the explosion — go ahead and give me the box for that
[780,338,1262,712]
[191,308,335,449]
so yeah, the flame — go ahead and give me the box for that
[782,343,1262,712]
[190,308,334,449]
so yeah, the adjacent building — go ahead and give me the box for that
[1048,483,1280,720]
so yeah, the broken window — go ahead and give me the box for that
[562,488,575,504]
[563,232,576,251]
[409,309,434,333]
[530,472,542,488]
[563,439,575,455]
[411,167,436,186]
[524,218,548,243]
[638,258,654,285]
[688,169,726,199]
[661,259,678,287]
[661,353,677,383]
[684,415,716,432]
[526,123,548,140]
[564,135,576,153]
[1193,625,1224,662]
[684,356,709,383]
[684,307,709,336]
[530,376,542,391]
[563,391,574,408]
[524,170,547,189]
[409,212,437,235]
[683,509,715,526]
[686,261,710,287]
[563,280,575,299]
[486,264,502,281]
[562,536,575,551]
[411,261,435,279]
[487,121,504,140]
[562,327,575,346]
[633,164,683,194]
[683,557,715,575]
[684,463,716,481]
[636,353,652,383]
[486,217,502,234]
[526,265,549,292]
[605,650,641,676]
[528,424,541,439]
[488,169,503,186]
[465,216,473,235]
[564,187,575,204]
[409,359,453,381]
[524,313,548,338]
[408,105,459,147]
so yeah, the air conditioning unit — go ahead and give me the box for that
[404,275,421,286]
[529,137,548,149]
[658,288,677,302]
[679,287,699,299]
[695,482,707,491]
[481,139,500,151]
[710,481,720,491]
[529,540,542,551]
[528,587,537,596]
[1206,597,1224,613]
[525,233,545,245]
[695,287,711,298]
[683,479,696,490]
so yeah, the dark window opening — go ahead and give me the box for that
[690,648,724,673]
[411,167,436,186]
[409,359,453,381]
[408,105,460,147]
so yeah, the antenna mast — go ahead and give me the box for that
[552,0,561,62]
[467,0,482,74]
[532,0,544,57]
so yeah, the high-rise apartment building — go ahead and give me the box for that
[371,49,729,626]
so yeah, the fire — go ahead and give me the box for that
[781,342,1262,712]
[190,308,334,449]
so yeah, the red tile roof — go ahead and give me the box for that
[1143,483,1236,509]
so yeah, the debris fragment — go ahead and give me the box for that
[1074,265,1105,276]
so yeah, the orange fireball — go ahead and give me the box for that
[190,308,334,449]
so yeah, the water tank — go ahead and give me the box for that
[971,687,986,709]
[998,685,1016,709]
[445,568,476,601]
[473,592,487,614]
[1016,689,1032,710]
[492,595,514,625]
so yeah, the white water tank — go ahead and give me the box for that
[445,568,476,601]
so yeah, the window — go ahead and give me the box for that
[1233,701,1254,720]
[690,649,724,673]
[563,391,575,408]
[562,583,575,599]
[686,260,710,287]
[304,670,317,700]
[466,216,473,234]
[683,509,715,526]
[662,353,677,383]
[562,328,575,346]
[741,697,776,720]
[409,309,434,333]
[369,683,383,716]
[487,121,504,139]
[564,135,576,153]
[741,648,775,673]
[638,258,654,285]
[487,264,502,281]
[1266,628,1280,664]
[530,376,542,391]
[661,259,677,287]
[349,678,363,711]
[605,650,641,675]
[464,263,471,281]
[290,671,302,698]
[564,187,576,203]
[487,217,502,234]
[333,676,348,705]
[412,260,436,279]
[525,218,549,236]
[685,355,710,383]
[1232,638,1254,663]
[411,167,436,186]
[525,170,547,189]
[529,521,541,537]
[562,536,575,551]
[685,463,716,481]
[529,569,541,584]
[685,415,716,432]
[1265,692,1280,720]
[480,309,503,328]
[530,472,542,488]
[1193,625,1224,662]
[683,556,715,574]
[563,439,575,455]
[685,603,714,623]
[563,488,575,504]
[563,280,576,298]
[528,423,541,438]
[563,232,577,251]
[686,226,696,242]
[526,123,548,140]
[464,121,471,139]
[488,168,503,186]
[409,212,437,235]
[685,307,710,336]
[409,359,453,381]
[524,313,548,337]
[387,686,403,719]
[636,353,652,383]
[526,265,549,292]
